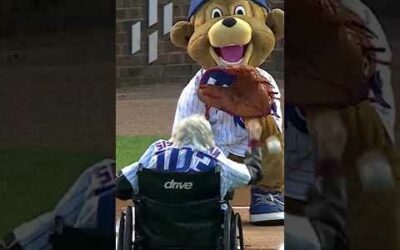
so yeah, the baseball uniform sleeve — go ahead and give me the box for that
[137,141,157,166]
[172,70,206,134]
[215,149,251,193]
[55,159,115,224]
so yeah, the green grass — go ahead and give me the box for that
[0,149,104,238]
[116,135,167,171]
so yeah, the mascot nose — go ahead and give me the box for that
[222,18,237,28]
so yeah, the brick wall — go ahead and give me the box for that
[0,1,115,154]
[116,0,284,88]
[0,0,114,37]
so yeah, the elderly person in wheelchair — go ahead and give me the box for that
[116,114,264,250]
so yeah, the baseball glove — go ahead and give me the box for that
[197,65,277,118]
[285,0,383,107]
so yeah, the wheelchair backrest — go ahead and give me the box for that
[137,167,221,203]
[135,168,224,249]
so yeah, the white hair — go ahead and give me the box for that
[172,115,215,151]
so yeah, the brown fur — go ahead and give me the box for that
[170,0,284,69]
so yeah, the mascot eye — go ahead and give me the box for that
[211,8,223,19]
[234,6,246,15]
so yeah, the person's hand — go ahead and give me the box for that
[244,147,263,184]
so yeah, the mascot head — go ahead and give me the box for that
[170,0,284,69]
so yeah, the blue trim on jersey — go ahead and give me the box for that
[201,68,236,87]
[168,148,180,171]
[96,189,115,233]
[370,71,391,109]
[156,152,165,171]
[182,148,194,172]
[209,147,221,158]
[233,116,246,129]
[271,102,281,118]
[196,151,218,171]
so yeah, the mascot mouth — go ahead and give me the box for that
[213,44,249,64]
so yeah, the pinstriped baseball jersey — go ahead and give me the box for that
[120,139,251,198]
[285,0,396,201]
[173,68,282,158]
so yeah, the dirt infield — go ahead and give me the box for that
[116,84,185,136]
[116,84,284,249]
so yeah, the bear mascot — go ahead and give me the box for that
[170,0,285,225]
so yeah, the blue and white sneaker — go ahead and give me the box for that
[250,187,284,225]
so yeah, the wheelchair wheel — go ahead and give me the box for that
[117,211,125,250]
[222,209,233,250]
[232,213,244,250]
[123,206,133,250]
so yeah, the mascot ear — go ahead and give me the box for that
[266,9,284,41]
[170,21,194,49]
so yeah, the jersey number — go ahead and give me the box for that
[156,148,217,172]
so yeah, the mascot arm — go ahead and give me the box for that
[267,9,285,41]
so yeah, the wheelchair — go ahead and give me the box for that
[117,167,244,250]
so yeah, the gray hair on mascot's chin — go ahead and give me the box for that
[171,115,216,151]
